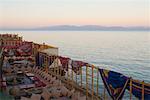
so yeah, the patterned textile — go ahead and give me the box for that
[99,69,129,100]
[59,56,70,71]
[16,42,32,56]
[127,79,150,100]
[71,60,87,74]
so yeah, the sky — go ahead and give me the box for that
[0,0,149,28]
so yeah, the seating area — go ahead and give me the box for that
[7,66,86,100]
[2,56,86,100]
[29,66,86,100]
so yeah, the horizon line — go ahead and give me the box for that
[0,25,150,29]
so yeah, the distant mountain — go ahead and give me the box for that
[0,25,150,31]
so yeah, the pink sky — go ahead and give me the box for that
[0,0,149,28]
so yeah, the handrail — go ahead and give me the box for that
[36,50,150,100]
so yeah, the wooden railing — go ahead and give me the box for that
[38,50,150,100]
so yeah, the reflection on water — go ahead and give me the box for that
[1,31,150,82]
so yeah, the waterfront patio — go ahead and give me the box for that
[1,55,86,100]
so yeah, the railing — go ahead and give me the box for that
[37,51,150,100]
[0,48,4,91]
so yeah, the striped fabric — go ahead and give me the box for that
[59,56,70,71]
[71,60,87,74]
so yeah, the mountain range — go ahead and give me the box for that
[0,25,149,31]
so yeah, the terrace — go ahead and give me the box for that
[0,34,149,100]
[1,54,86,100]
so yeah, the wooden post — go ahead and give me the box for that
[55,56,57,75]
[59,66,61,76]
[46,55,48,73]
[47,55,49,73]
[32,42,34,55]
[55,56,57,74]
[54,56,56,74]
[51,56,54,73]
[52,56,55,74]
[34,43,36,55]
[56,56,59,75]
[67,65,70,86]
[97,68,99,99]
[60,62,62,76]
[49,56,51,72]
[39,52,40,67]
[86,64,88,99]
[81,67,82,87]
[92,65,94,100]
[76,72,77,84]
[130,78,132,100]
[142,81,144,100]
[44,54,46,72]
[72,66,74,82]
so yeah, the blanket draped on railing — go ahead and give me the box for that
[59,56,70,71]
[99,69,150,100]
[99,69,129,100]
[71,60,87,75]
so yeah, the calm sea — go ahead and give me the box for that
[1,31,150,83]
